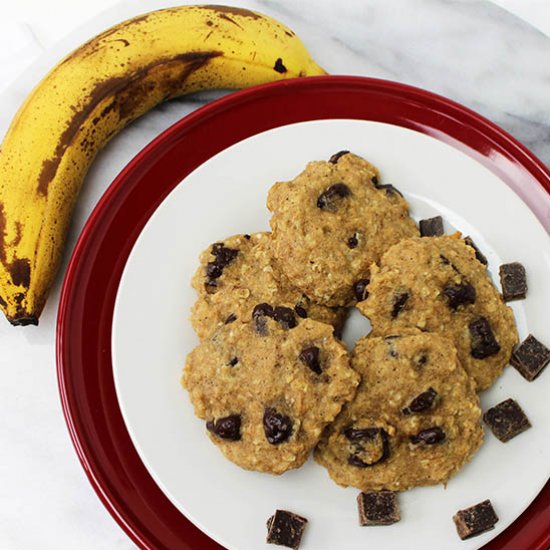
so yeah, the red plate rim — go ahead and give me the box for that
[57,75,550,550]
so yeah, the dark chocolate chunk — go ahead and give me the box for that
[374,183,403,197]
[413,352,428,367]
[391,291,409,318]
[253,303,274,335]
[328,150,350,164]
[510,334,550,381]
[299,346,322,374]
[210,243,238,267]
[206,261,223,279]
[357,491,400,526]
[228,356,239,367]
[354,278,370,302]
[499,262,527,301]
[347,233,359,249]
[317,183,351,210]
[206,415,241,440]
[273,306,297,329]
[402,387,438,415]
[464,236,488,265]
[419,216,444,237]
[371,175,378,186]
[410,426,445,445]
[469,317,500,359]
[264,408,293,444]
[483,398,531,442]
[294,305,308,318]
[453,500,498,540]
[244,234,251,240]
[443,282,476,309]
[345,427,390,467]
[224,313,237,324]
[273,58,287,73]
[266,510,308,549]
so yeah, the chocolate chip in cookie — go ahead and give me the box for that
[299,346,322,374]
[206,415,241,441]
[410,426,446,445]
[402,387,438,415]
[328,150,350,164]
[443,282,476,309]
[347,233,359,249]
[345,427,390,467]
[354,278,370,302]
[264,408,293,444]
[469,317,501,359]
[253,303,274,335]
[317,183,351,210]
[273,306,297,329]
[464,236,488,265]
[391,291,409,318]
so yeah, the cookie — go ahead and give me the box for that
[191,232,347,340]
[358,235,518,390]
[267,152,418,307]
[314,333,483,491]
[182,315,359,474]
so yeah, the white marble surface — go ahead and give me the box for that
[1,1,550,549]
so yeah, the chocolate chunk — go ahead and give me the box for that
[253,303,274,335]
[264,408,293,444]
[206,415,241,440]
[273,306,297,329]
[228,356,239,367]
[211,243,238,267]
[410,426,445,445]
[224,313,237,324]
[328,150,350,164]
[354,278,370,302]
[317,183,351,210]
[294,305,308,318]
[244,234,251,240]
[266,510,307,549]
[391,292,409,318]
[347,233,359,249]
[499,262,527,301]
[413,352,428,368]
[469,317,500,359]
[357,491,400,526]
[483,398,531,442]
[419,216,444,237]
[402,387,438,415]
[511,334,550,381]
[345,427,390,467]
[374,183,403,197]
[204,280,217,294]
[206,261,223,279]
[299,346,322,374]
[453,500,498,540]
[371,175,378,186]
[464,236,488,265]
[443,282,476,309]
[273,58,287,73]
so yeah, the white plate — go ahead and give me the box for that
[112,119,550,550]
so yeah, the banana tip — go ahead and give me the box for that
[9,315,39,327]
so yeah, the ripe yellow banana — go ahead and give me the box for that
[0,5,325,325]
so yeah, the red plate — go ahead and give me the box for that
[57,76,550,550]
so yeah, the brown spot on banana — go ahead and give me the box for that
[202,5,262,20]
[217,14,245,30]
[9,258,31,288]
[37,51,222,196]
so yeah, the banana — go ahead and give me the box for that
[0,5,325,325]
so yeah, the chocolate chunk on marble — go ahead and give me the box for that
[453,500,498,540]
[357,491,400,526]
[483,398,531,442]
[266,510,308,549]
[499,262,527,301]
[419,216,444,237]
[464,236,488,265]
[511,334,550,381]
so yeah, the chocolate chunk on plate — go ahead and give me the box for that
[266,510,308,549]
[464,236,488,265]
[499,262,527,301]
[453,500,498,540]
[357,491,400,526]
[419,216,444,237]
[483,398,531,442]
[511,334,550,381]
